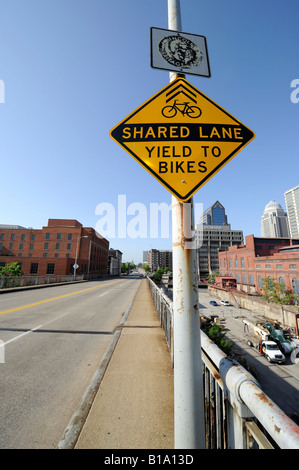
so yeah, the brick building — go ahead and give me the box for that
[147,249,172,272]
[0,219,109,277]
[218,234,299,295]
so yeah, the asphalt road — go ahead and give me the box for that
[0,278,141,449]
[198,288,299,421]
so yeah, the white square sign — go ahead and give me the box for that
[150,27,211,78]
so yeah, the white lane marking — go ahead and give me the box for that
[99,292,109,298]
[3,325,42,346]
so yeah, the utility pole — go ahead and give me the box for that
[168,0,205,449]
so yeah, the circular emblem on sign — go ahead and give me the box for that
[158,35,202,69]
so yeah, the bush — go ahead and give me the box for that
[203,323,233,356]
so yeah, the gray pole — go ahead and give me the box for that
[168,0,205,449]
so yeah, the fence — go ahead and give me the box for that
[0,274,84,289]
[147,277,299,449]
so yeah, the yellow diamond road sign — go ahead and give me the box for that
[110,78,255,202]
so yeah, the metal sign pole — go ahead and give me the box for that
[168,0,205,449]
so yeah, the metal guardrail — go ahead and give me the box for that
[0,274,84,289]
[147,277,299,449]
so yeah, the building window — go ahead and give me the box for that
[31,234,35,241]
[236,274,240,283]
[47,263,55,274]
[68,233,72,241]
[30,263,39,274]
[276,264,283,269]
[57,233,61,240]
[289,264,297,269]
[43,253,47,257]
[279,277,285,286]
[220,259,223,268]
[46,233,50,240]
[67,243,71,251]
[242,274,247,284]
[241,257,245,268]
[11,234,15,241]
[229,258,232,267]
[256,264,261,269]
[54,253,59,258]
[234,258,238,268]
[9,243,13,250]
[66,253,70,258]
[0,234,4,240]
[292,278,299,295]
[21,234,25,241]
[266,264,271,269]
[19,243,24,250]
[55,243,60,250]
[30,244,34,251]
[44,243,49,250]
[258,276,263,288]
[250,275,254,285]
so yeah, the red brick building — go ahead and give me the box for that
[218,234,299,295]
[0,219,109,277]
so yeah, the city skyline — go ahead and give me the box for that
[0,1,298,263]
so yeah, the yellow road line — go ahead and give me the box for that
[0,279,123,316]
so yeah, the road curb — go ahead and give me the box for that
[56,281,142,449]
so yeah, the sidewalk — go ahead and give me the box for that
[75,279,174,449]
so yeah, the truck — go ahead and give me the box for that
[262,322,294,355]
[243,320,286,364]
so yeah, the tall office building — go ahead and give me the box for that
[195,201,243,277]
[284,185,299,238]
[261,201,290,238]
[143,251,149,264]
[201,201,228,225]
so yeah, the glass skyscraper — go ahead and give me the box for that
[201,201,228,226]
[284,185,299,238]
[195,201,243,277]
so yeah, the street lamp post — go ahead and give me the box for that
[74,235,88,279]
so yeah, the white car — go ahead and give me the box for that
[220,300,230,306]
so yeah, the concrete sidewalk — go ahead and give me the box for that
[75,279,174,449]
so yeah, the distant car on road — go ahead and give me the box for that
[209,300,218,306]
[220,300,230,306]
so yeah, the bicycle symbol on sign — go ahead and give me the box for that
[161,99,202,118]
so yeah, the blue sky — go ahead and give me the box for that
[0,0,298,264]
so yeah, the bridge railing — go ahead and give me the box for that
[147,277,299,449]
[0,274,84,289]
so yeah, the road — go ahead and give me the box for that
[0,277,141,449]
[197,288,299,421]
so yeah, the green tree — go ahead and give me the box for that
[0,262,23,277]
[153,268,164,283]
[141,263,150,272]
[207,272,218,284]
[261,277,298,305]
[203,323,233,356]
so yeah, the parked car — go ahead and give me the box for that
[220,300,230,306]
[209,300,218,306]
